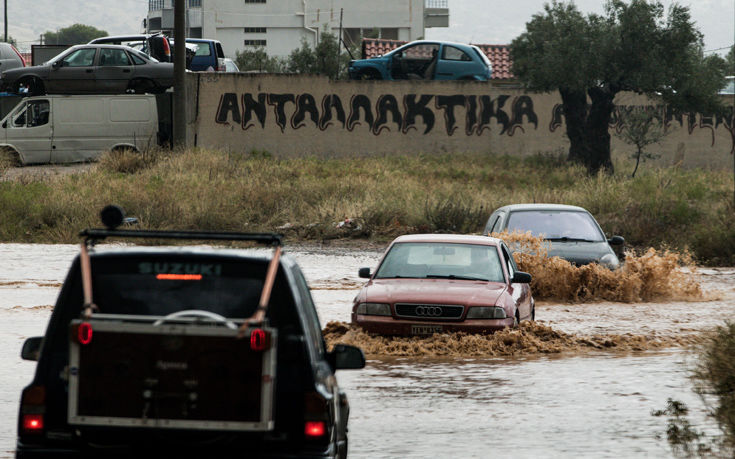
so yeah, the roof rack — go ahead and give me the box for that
[80,228,282,246]
[78,206,282,337]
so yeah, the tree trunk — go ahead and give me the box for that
[559,88,589,166]
[586,87,616,174]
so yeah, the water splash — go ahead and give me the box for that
[494,231,702,303]
[323,321,703,357]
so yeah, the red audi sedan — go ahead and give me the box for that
[351,234,535,336]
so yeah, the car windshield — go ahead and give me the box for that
[375,242,504,282]
[506,210,605,242]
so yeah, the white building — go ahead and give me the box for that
[146,0,449,58]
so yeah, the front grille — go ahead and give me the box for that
[394,303,464,319]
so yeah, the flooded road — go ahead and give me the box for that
[2,243,733,457]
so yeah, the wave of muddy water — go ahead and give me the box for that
[2,243,734,457]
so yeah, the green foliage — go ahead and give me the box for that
[726,46,734,74]
[234,47,286,73]
[43,24,107,45]
[693,322,735,453]
[286,32,353,78]
[510,1,728,174]
[287,38,317,74]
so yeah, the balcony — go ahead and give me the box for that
[424,0,449,28]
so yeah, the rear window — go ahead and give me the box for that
[87,254,279,319]
[193,43,212,56]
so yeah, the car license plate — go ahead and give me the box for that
[411,325,443,335]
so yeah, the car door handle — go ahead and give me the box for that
[86,69,93,73]
[123,69,130,73]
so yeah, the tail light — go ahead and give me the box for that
[303,391,330,441]
[304,421,326,438]
[19,385,46,435]
[163,38,171,60]
[11,45,25,67]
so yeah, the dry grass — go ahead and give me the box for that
[0,148,733,265]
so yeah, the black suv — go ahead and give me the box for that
[17,207,365,458]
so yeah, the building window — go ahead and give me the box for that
[244,27,266,33]
[188,0,201,6]
[149,0,164,11]
[244,40,267,46]
[425,0,448,7]
[244,0,266,3]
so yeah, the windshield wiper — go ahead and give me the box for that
[425,274,488,281]
[545,237,595,242]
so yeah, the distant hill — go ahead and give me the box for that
[6,0,144,52]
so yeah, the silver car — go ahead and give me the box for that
[0,44,174,96]
[0,42,26,73]
[484,203,625,269]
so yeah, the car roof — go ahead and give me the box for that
[88,245,294,262]
[494,203,590,213]
[390,234,502,246]
[89,34,163,43]
[394,40,475,50]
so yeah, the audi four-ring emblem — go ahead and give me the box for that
[415,306,443,317]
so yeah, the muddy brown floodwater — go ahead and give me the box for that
[1,243,733,458]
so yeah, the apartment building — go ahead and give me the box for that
[146,0,449,57]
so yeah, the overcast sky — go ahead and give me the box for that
[426,0,734,57]
[8,0,735,59]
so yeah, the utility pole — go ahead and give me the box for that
[4,0,8,43]
[337,8,343,80]
[173,0,187,148]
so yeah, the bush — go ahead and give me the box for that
[653,323,735,457]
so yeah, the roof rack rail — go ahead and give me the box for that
[80,228,282,246]
[79,205,281,245]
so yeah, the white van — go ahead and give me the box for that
[0,94,158,164]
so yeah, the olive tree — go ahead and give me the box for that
[43,24,107,45]
[511,0,728,174]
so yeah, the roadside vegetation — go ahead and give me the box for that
[653,322,735,458]
[0,148,733,265]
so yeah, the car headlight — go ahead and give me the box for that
[466,306,507,319]
[356,302,391,316]
[600,253,619,270]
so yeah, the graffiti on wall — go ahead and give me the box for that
[214,91,735,154]
[551,103,735,155]
[215,93,538,136]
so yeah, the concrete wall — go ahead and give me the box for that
[189,73,735,169]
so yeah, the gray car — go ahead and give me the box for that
[484,203,625,269]
[0,44,174,96]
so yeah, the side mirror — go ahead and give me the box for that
[328,344,366,371]
[2,120,6,129]
[52,60,62,69]
[358,267,371,279]
[608,235,625,246]
[21,337,43,361]
[511,271,532,284]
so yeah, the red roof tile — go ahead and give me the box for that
[361,39,515,80]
